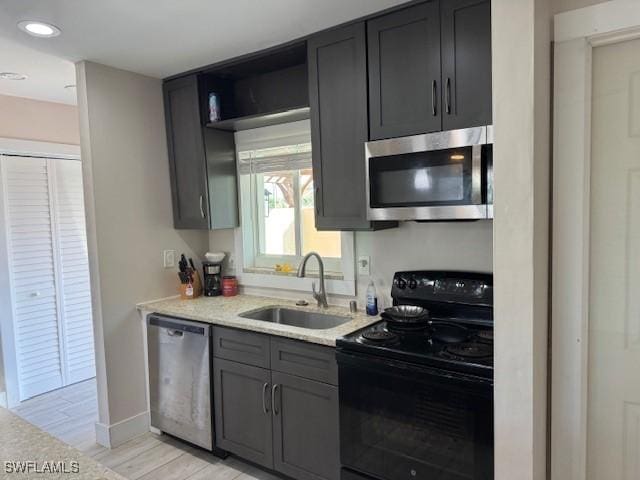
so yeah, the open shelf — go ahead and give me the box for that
[205,106,310,132]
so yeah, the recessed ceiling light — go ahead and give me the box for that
[17,20,61,38]
[0,72,28,81]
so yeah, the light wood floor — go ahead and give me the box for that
[11,379,277,480]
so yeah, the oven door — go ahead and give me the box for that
[337,351,493,480]
[365,127,489,221]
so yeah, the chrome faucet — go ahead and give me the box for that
[296,252,329,309]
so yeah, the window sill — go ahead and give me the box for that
[237,268,355,296]
[242,266,344,281]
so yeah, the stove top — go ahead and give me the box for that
[337,271,494,378]
[338,320,493,377]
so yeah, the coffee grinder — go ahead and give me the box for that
[203,261,223,296]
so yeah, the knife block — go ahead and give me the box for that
[179,270,203,299]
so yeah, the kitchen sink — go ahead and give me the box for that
[239,307,351,330]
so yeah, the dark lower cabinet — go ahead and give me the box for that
[272,371,340,480]
[212,328,340,480]
[213,358,274,469]
[441,0,492,130]
[367,1,442,140]
[308,23,396,231]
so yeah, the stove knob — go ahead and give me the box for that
[408,278,418,289]
[396,278,407,289]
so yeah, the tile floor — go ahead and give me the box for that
[11,379,276,480]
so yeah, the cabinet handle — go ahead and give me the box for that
[445,77,451,115]
[431,80,437,116]
[262,383,270,414]
[271,384,280,416]
[199,195,206,219]
[315,186,320,215]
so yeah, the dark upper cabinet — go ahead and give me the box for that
[164,75,210,229]
[308,23,397,231]
[441,0,492,130]
[367,1,442,140]
[271,371,340,480]
[163,75,238,230]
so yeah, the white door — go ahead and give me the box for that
[1,156,64,399]
[1,156,95,401]
[588,37,640,480]
[52,160,95,384]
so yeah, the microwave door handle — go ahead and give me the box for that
[431,80,437,116]
[471,144,483,205]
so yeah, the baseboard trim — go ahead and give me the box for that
[95,411,149,448]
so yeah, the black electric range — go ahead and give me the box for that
[337,271,494,480]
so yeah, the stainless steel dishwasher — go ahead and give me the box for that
[147,314,212,450]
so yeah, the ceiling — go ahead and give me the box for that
[0,0,410,105]
[0,36,76,104]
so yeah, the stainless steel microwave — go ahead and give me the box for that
[365,126,493,221]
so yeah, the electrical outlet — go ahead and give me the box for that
[358,255,370,276]
[163,249,175,268]
[227,254,236,272]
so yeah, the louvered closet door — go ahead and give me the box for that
[52,160,95,384]
[2,156,64,399]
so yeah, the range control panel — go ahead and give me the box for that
[391,271,493,306]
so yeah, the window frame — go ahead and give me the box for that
[233,120,355,296]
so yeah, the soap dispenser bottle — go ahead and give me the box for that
[365,280,379,316]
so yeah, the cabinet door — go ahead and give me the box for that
[271,371,340,480]
[213,358,273,468]
[441,0,492,130]
[163,75,209,229]
[308,23,394,231]
[368,1,441,139]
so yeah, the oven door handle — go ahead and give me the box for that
[336,350,494,389]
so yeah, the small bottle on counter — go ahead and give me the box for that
[365,280,378,316]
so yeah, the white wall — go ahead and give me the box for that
[76,61,209,443]
[0,94,80,145]
[552,0,610,15]
[492,0,551,479]
[210,220,493,306]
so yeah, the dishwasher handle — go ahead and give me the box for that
[148,314,210,336]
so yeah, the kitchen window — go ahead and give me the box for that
[236,121,354,292]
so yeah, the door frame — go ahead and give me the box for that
[0,138,80,408]
[551,2,640,479]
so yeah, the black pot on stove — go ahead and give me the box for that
[382,305,431,331]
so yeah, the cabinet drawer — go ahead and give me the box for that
[270,338,338,385]
[213,327,270,368]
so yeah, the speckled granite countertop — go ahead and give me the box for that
[0,407,125,480]
[137,294,381,346]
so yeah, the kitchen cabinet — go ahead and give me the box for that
[272,371,340,480]
[367,1,441,140]
[441,0,492,130]
[212,327,340,480]
[213,358,274,468]
[308,23,396,231]
[163,74,239,230]
[367,0,492,139]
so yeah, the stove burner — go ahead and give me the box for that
[361,330,399,344]
[475,330,494,343]
[443,342,492,360]
[429,322,469,344]
[386,321,430,333]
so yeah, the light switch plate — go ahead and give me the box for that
[358,255,370,276]
[163,250,175,268]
